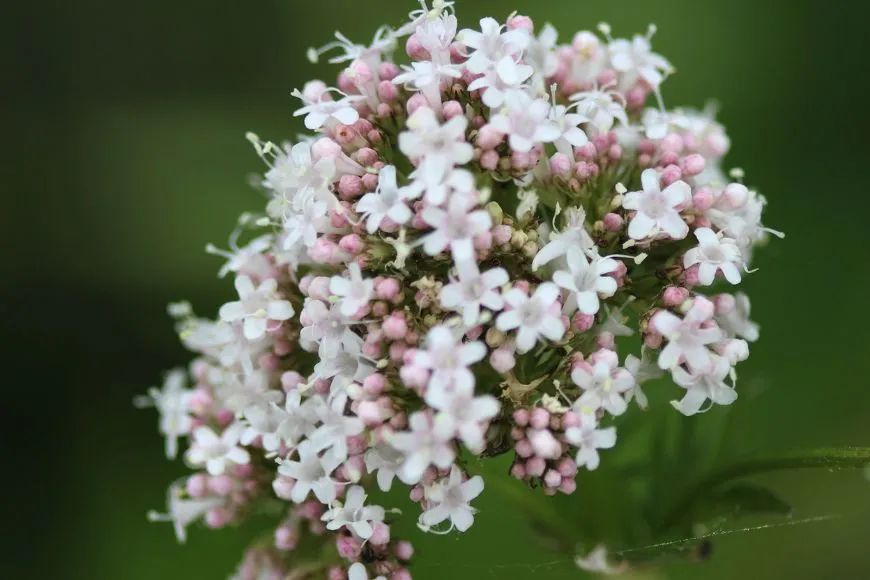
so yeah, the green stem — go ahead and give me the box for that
[661,446,870,531]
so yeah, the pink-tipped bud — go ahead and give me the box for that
[692,187,714,212]
[302,79,329,102]
[272,476,294,500]
[406,94,429,116]
[209,475,234,496]
[644,332,663,349]
[557,457,579,478]
[529,408,550,430]
[442,100,463,119]
[512,408,530,427]
[405,35,429,60]
[337,535,362,559]
[722,183,749,209]
[559,478,577,495]
[515,439,533,458]
[275,526,298,551]
[525,456,546,477]
[186,474,209,498]
[369,521,391,546]
[714,293,736,315]
[510,463,527,479]
[682,153,705,176]
[660,133,684,154]
[528,428,562,459]
[550,152,572,176]
[507,14,534,33]
[602,212,623,232]
[382,314,408,340]
[363,373,386,395]
[399,365,428,389]
[477,124,504,150]
[379,61,399,81]
[660,164,683,187]
[492,224,512,246]
[396,541,414,561]
[479,149,499,170]
[562,410,581,428]
[489,347,515,373]
[662,285,690,307]
[544,469,562,488]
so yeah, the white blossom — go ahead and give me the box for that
[299,298,362,361]
[239,404,284,452]
[439,260,508,326]
[413,325,486,395]
[355,165,416,233]
[717,292,759,342]
[622,169,691,240]
[624,349,663,410]
[217,369,283,415]
[466,56,533,109]
[275,390,319,447]
[390,411,456,485]
[134,369,193,460]
[608,28,672,91]
[569,87,628,134]
[364,442,405,492]
[399,107,472,190]
[307,393,365,461]
[671,355,737,415]
[652,297,722,371]
[458,17,529,74]
[564,413,617,470]
[185,423,250,476]
[147,482,225,543]
[488,91,560,152]
[419,465,484,532]
[291,88,363,130]
[426,382,500,454]
[321,485,385,539]
[277,440,342,504]
[684,227,744,285]
[571,352,635,416]
[206,233,273,279]
[496,282,565,353]
[330,262,374,317]
[553,249,619,315]
[348,563,386,580]
[219,276,294,341]
[420,192,492,261]
[532,206,595,271]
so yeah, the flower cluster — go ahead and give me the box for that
[140,2,779,577]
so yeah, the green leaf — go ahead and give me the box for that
[661,446,870,532]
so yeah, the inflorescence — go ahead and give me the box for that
[138,2,780,577]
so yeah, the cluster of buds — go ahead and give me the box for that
[139,1,779,577]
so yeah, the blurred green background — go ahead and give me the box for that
[6,0,870,578]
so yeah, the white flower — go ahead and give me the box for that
[553,249,619,315]
[313,339,375,397]
[218,370,284,415]
[275,390,319,447]
[355,165,416,233]
[574,544,627,575]
[321,485,385,539]
[466,56,533,109]
[218,276,294,341]
[393,60,461,108]
[147,482,225,543]
[398,106,472,189]
[608,30,672,90]
[717,292,759,342]
[571,353,635,416]
[426,382,500,454]
[330,262,374,317]
[622,169,691,240]
[390,411,456,485]
[549,101,589,156]
[307,393,364,462]
[684,227,744,285]
[281,198,330,252]
[291,88,363,130]
[671,355,737,415]
[652,297,722,371]
[299,298,362,361]
[564,414,617,470]
[348,563,386,580]
[277,440,342,504]
[206,233,273,279]
[496,282,565,354]
[458,17,529,74]
[524,23,560,93]
[624,348,663,410]
[414,10,459,65]
[239,404,284,452]
[569,87,628,134]
[419,465,484,533]
[488,91,560,152]
[420,192,492,261]
[134,369,193,459]
[185,423,250,476]
[413,325,486,395]
[532,207,595,271]
[263,142,336,208]
[440,260,508,326]
[364,442,405,492]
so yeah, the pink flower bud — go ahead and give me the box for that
[392,569,413,580]
[510,463,527,479]
[275,526,298,551]
[550,152,572,176]
[682,153,706,176]
[513,408,530,426]
[186,474,209,498]
[369,522,391,546]
[205,507,231,528]
[562,410,581,428]
[215,408,234,427]
[382,314,408,340]
[337,535,362,559]
[492,224,512,245]
[379,61,399,81]
[683,264,700,287]
[477,124,504,149]
[389,341,408,361]
[363,373,386,395]
[479,149,499,170]
[363,342,382,358]
[396,541,414,561]
[409,485,424,503]
[723,183,749,209]
[515,439,533,458]
[489,347,515,373]
[625,86,647,109]
[405,34,429,60]
[209,475,234,496]
[660,133,684,154]
[526,456,546,477]
[529,408,550,430]
[507,14,534,32]
[559,478,577,495]
[602,212,623,232]
[557,457,579,477]
[660,164,683,187]
[399,365,428,389]
[302,80,329,102]
[406,94,429,116]
[714,293,736,314]
[662,285,690,307]
[441,100,463,119]
[692,187,714,212]
[644,331,663,349]
[528,429,562,459]
[338,234,364,254]
[544,469,562,488]
[272,476,294,500]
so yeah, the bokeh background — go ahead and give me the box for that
[6,0,870,578]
